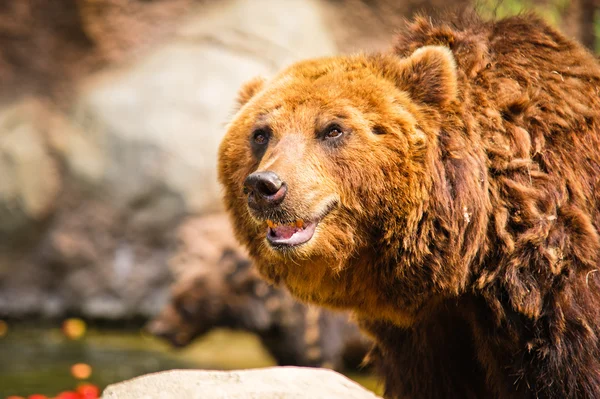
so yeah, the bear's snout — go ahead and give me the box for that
[146,310,191,347]
[244,171,287,211]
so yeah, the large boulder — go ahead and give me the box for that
[67,0,336,215]
[0,0,336,320]
[102,367,382,399]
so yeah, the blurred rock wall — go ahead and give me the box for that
[0,0,340,319]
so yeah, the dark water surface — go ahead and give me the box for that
[0,325,382,397]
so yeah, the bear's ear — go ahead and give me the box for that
[397,46,458,107]
[236,76,266,108]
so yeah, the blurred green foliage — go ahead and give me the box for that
[476,0,599,53]
[476,0,570,25]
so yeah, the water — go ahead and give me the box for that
[0,325,382,397]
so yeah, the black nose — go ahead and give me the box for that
[244,171,287,209]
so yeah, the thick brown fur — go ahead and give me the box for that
[218,14,600,399]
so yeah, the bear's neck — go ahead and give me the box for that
[345,143,492,326]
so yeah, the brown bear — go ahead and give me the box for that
[148,247,370,371]
[218,13,600,399]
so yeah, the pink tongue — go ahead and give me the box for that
[272,225,299,239]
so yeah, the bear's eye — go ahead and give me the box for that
[323,124,343,140]
[250,128,271,159]
[252,129,270,145]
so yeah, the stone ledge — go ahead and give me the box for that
[102,367,382,399]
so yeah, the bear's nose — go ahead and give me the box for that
[244,171,287,210]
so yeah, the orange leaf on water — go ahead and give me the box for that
[76,384,99,399]
[62,319,86,340]
[70,363,92,380]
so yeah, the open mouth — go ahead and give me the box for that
[264,200,337,248]
[266,219,318,247]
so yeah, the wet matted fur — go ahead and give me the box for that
[218,14,600,399]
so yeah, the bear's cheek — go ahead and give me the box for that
[228,151,257,189]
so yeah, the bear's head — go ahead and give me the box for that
[219,46,484,325]
[147,249,277,347]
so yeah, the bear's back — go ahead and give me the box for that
[396,14,600,255]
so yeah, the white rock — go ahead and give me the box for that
[68,0,336,215]
[102,367,382,399]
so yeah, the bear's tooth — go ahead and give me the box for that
[266,220,274,228]
[296,219,304,228]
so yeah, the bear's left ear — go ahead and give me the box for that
[397,46,458,107]
[236,76,266,108]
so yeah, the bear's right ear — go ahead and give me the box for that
[236,76,266,108]
[396,45,458,107]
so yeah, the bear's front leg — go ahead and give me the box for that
[361,311,491,399]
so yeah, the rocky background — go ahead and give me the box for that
[0,0,597,321]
